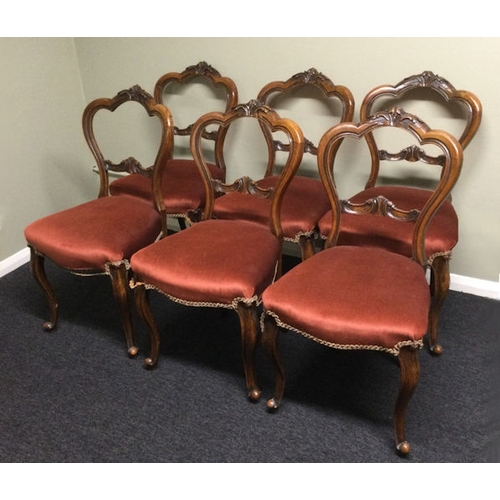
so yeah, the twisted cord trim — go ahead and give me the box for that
[129,279,261,310]
[427,251,451,265]
[103,260,131,275]
[284,230,316,244]
[262,310,423,356]
[165,212,190,219]
[312,240,453,265]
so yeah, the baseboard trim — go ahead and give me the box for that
[1,247,498,300]
[0,247,30,278]
[450,273,499,300]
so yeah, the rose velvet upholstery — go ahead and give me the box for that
[318,71,482,355]
[129,100,305,402]
[24,195,162,271]
[319,185,458,258]
[131,219,280,306]
[24,85,173,357]
[261,107,464,455]
[211,68,355,261]
[109,62,238,227]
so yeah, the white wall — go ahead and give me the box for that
[0,38,96,262]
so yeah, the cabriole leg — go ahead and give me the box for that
[394,346,420,455]
[262,314,285,412]
[134,284,161,369]
[299,235,316,261]
[236,303,261,402]
[29,246,58,331]
[428,255,450,355]
[108,263,138,358]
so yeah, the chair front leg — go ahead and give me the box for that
[428,255,450,355]
[262,314,285,412]
[29,246,58,331]
[236,302,261,402]
[108,263,138,358]
[394,346,420,455]
[134,283,161,369]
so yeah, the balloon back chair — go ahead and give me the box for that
[318,70,482,354]
[130,100,304,402]
[261,107,463,455]
[211,68,355,261]
[109,61,239,229]
[24,85,174,357]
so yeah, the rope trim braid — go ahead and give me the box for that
[103,260,131,276]
[262,310,423,356]
[129,280,261,310]
[165,212,190,219]
[427,251,451,265]
[284,230,316,244]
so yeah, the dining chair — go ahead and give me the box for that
[129,100,304,401]
[318,70,482,354]
[211,68,355,260]
[24,85,174,357]
[109,61,238,229]
[261,107,463,455]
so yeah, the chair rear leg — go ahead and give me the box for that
[108,263,138,358]
[394,346,420,455]
[29,246,58,331]
[134,284,161,369]
[176,217,187,231]
[298,235,316,261]
[428,255,450,355]
[262,314,285,412]
[236,303,261,402]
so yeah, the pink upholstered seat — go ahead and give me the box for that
[25,195,161,272]
[110,158,224,217]
[261,107,463,455]
[24,85,173,358]
[319,186,458,259]
[263,245,430,352]
[214,174,331,242]
[131,219,280,307]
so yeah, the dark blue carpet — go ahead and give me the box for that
[0,257,498,463]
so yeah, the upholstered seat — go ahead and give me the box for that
[263,245,430,351]
[131,219,280,308]
[215,174,331,242]
[110,158,224,217]
[25,196,161,272]
[319,186,458,259]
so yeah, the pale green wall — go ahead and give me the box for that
[1,37,499,285]
[0,38,97,261]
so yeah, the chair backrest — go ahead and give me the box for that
[360,70,481,189]
[318,107,464,266]
[256,68,355,176]
[83,84,174,199]
[153,61,239,175]
[183,100,305,240]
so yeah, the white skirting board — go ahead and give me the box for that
[1,246,498,300]
[0,247,30,278]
